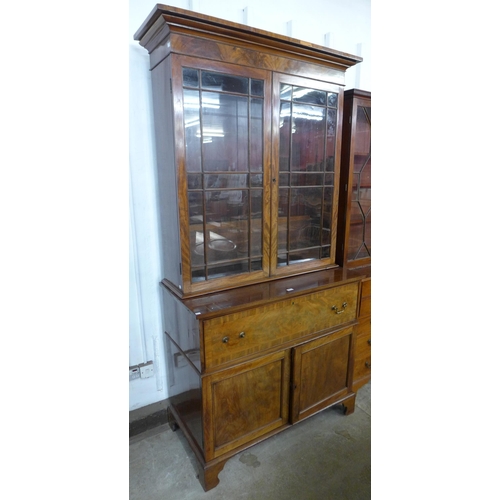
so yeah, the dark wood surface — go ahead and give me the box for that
[291,327,352,422]
[134,4,362,69]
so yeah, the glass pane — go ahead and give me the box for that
[250,190,263,216]
[280,83,292,101]
[250,98,263,172]
[352,172,360,198]
[251,79,264,96]
[325,109,336,171]
[191,266,205,282]
[227,219,248,258]
[279,102,291,171]
[291,173,323,186]
[348,202,363,260]
[250,223,262,257]
[191,229,205,262]
[278,188,289,218]
[205,190,248,222]
[291,223,321,250]
[188,192,203,221]
[327,92,338,108]
[183,89,202,172]
[289,248,321,263]
[184,69,265,282]
[278,216,288,253]
[188,173,202,190]
[277,253,287,267]
[348,104,371,263]
[365,212,371,252]
[360,159,371,187]
[292,86,327,105]
[300,187,322,217]
[201,71,249,94]
[204,229,238,265]
[208,260,249,279]
[279,173,289,187]
[290,104,326,171]
[250,174,263,188]
[355,106,371,156]
[250,258,262,271]
[202,92,248,172]
[277,81,338,269]
[204,174,248,189]
[226,190,248,219]
[183,68,199,87]
[323,187,333,229]
[322,226,331,246]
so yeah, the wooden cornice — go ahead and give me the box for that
[134,4,362,71]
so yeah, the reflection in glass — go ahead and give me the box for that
[183,67,265,282]
[184,89,202,172]
[183,68,199,87]
[279,84,292,101]
[250,98,263,172]
[291,104,326,171]
[201,71,249,94]
[348,105,371,261]
[251,79,264,96]
[278,83,338,266]
[292,86,326,105]
[202,92,248,172]
[327,92,338,108]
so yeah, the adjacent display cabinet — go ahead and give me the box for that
[134,5,371,491]
[338,89,371,390]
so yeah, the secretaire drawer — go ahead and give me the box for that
[203,282,359,368]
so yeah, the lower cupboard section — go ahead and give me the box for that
[167,325,355,464]
[203,350,291,460]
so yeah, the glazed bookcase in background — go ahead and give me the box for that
[338,88,372,390]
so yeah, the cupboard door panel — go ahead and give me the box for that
[203,350,290,460]
[291,327,352,422]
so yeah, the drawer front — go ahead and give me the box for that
[203,282,359,368]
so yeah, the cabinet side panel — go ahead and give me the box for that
[165,336,203,451]
[151,55,182,287]
[161,286,203,450]
[161,286,201,373]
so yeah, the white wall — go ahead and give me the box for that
[129,0,371,410]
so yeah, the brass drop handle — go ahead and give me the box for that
[331,302,348,314]
[222,336,229,343]
[239,331,245,338]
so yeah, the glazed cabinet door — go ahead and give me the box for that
[171,56,272,296]
[291,326,353,422]
[202,350,291,460]
[271,73,343,276]
[338,90,371,267]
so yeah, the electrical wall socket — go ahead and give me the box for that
[129,366,140,381]
[139,361,154,379]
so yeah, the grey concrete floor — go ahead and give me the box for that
[130,382,370,500]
